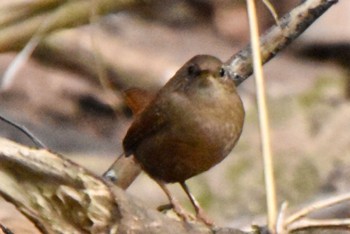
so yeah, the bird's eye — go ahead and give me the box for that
[187,64,200,77]
[219,67,226,77]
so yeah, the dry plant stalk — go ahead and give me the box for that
[288,218,350,231]
[246,0,277,232]
[261,0,279,24]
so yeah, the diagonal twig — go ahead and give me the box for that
[225,0,339,85]
[0,114,46,149]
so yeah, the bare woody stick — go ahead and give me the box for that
[224,0,339,85]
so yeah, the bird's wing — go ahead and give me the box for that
[123,100,168,156]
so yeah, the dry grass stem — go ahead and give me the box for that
[288,218,350,232]
[246,0,277,231]
[276,202,288,234]
[261,0,279,25]
[285,192,350,226]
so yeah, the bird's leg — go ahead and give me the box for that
[155,180,193,222]
[180,181,214,226]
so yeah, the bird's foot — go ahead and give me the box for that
[179,181,215,227]
[172,202,195,222]
[196,208,215,227]
[158,202,194,222]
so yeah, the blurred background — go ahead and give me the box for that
[0,0,350,233]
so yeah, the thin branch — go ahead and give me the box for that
[0,114,46,149]
[225,0,339,85]
[0,224,14,234]
[1,3,71,90]
[1,34,41,90]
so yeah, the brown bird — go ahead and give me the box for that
[109,55,245,225]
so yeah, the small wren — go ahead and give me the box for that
[114,55,244,225]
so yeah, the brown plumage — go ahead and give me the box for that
[123,55,245,225]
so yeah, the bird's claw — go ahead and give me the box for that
[196,208,215,227]
[158,202,195,222]
[172,203,195,222]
